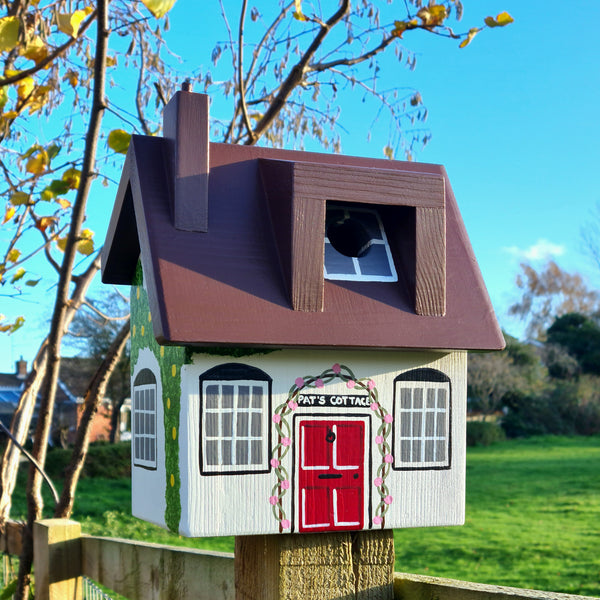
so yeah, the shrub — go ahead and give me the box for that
[45,442,131,480]
[466,421,506,446]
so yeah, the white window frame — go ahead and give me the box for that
[132,377,157,470]
[201,379,270,474]
[393,380,450,469]
[324,206,398,282]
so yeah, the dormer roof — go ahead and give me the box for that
[101,92,503,352]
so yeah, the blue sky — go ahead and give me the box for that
[1,1,599,373]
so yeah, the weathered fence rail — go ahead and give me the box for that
[1,519,597,600]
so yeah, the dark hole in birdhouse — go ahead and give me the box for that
[326,214,373,258]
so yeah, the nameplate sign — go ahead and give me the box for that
[296,393,371,408]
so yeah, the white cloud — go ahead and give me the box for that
[502,239,566,261]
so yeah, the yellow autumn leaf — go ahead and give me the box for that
[56,198,71,209]
[0,16,20,53]
[63,70,79,88]
[459,27,479,48]
[107,129,131,154]
[10,192,30,205]
[56,236,68,251]
[496,12,514,26]
[7,248,20,263]
[22,36,48,65]
[417,4,447,27]
[2,110,19,120]
[26,149,49,174]
[293,0,308,21]
[17,77,35,101]
[80,228,94,240]
[141,0,176,19]
[77,238,94,255]
[0,86,8,111]
[2,206,16,224]
[57,7,93,38]
[11,267,26,284]
[62,167,81,189]
[35,215,56,232]
[27,84,52,115]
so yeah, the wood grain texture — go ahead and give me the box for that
[0,519,24,555]
[163,91,209,232]
[82,535,234,600]
[234,531,393,600]
[290,196,326,311]
[33,519,82,600]
[292,162,445,208]
[394,573,599,600]
[415,207,446,316]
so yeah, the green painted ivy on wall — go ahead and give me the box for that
[131,263,183,533]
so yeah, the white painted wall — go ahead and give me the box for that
[177,349,466,538]
[131,347,167,529]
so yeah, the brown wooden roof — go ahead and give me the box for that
[102,135,504,352]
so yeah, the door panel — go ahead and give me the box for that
[298,419,365,533]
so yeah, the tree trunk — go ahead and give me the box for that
[55,320,130,518]
[13,0,109,595]
[0,256,100,528]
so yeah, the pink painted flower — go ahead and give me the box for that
[384,454,393,464]
[281,479,290,490]
[370,402,379,411]
[270,458,280,468]
[295,377,304,388]
[281,437,291,447]
[332,363,341,374]
[287,400,298,411]
[368,379,376,390]
[384,495,393,505]
[373,516,383,525]
[281,519,291,529]
[375,435,384,445]
[269,496,278,505]
[384,414,393,424]
[374,477,383,487]
[272,414,281,424]
[315,378,324,388]
[346,380,355,389]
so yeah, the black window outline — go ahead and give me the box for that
[199,363,272,476]
[392,368,452,471]
[323,204,398,283]
[132,368,158,470]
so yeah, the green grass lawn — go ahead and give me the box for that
[10,436,600,596]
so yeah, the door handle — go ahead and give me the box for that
[318,473,342,479]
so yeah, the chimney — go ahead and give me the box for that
[162,85,210,232]
[16,357,27,380]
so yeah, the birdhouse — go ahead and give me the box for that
[101,91,503,538]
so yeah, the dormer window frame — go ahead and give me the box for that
[324,204,399,283]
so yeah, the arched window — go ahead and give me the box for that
[199,363,272,475]
[393,368,451,470]
[133,368,157,470]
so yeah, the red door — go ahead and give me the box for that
[298,419,365,532]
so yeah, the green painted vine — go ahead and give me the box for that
[131,263,184,533]
[269,363,394,531]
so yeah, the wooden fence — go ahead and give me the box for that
[1,519,597,600]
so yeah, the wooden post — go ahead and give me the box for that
[33,518,82,600]
[235,530,394,600]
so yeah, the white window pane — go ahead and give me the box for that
[251,413,262,436]
[205,385,219,408]
[222,385,234,408]
[222,412,233,437]
[222,440,232,465]
[206,441,219,465]
[237,412,249,437]
[238,386,250,408]
[251,440,262,464]
[205,413,219,437]
[357,245,392,277]
[252,386,263,409]
[236,441,249,465]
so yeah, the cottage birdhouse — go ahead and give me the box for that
[101,91,503,538]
